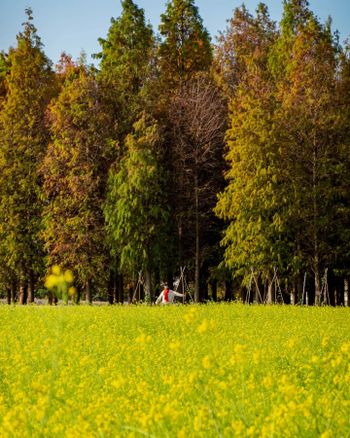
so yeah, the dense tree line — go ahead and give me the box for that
[0,0,349,305]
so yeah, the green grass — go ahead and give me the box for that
[0,304,349,437]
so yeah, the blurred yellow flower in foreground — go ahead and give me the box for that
[44,265,75,303]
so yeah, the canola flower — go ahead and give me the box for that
[0,305,349,437]
[44,265,76,304]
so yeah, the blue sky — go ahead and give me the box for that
[0,0,349,66]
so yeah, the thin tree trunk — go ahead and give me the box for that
[86,279,92,304]
[48,291,53,305]
[201,279,208,302]
[27,281,33,304]
[290,274,304,306]
[290,288,295,305]
[194,173,200,303]
[314,268,321,306]
[74,288,81,305]
[6,288,11,305]
[224,280,233,301]
[210,280,217,302]
[144,269,152,303]
[266,278,273,304]
[312,148,321,306]
[178,219,183,280]
[296,273,304,305]
[27,271,35,303]
[107,269,114,305]
[117,273,124,304]
[11,280,16,303]
[19,272,26,305]
[344,277,349,307]
[128,286,133,304]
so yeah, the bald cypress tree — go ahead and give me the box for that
[0,9,55,303]
[0,51,8,106]
[41,61,114,303]
[216,1,345,305]
[274,9,342,304]
[159,0,212,88]
[96,0,156,301]
[159,0,212,86]
[96,0,155,140]
[215,5,281,300]
[104,114,168,302]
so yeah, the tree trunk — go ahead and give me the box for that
[117,273,124,304]
[210,280,217,302]
[27,271,35,303]
[107,269,114,305]
[290,281,296,305]
[6,288,11,305]
[194,173,200,303]
[128,286,133,304]
[74,288,81,305]
[266,278,273,304]
[11,281,16,303]
[290,274,304,306]
[314,269,321,306]
[144,269,152,303]
[224,280,233,301]
[86,279,92,304]
[48,291,53,305]
[312,147,321,306]
[19,272,26,305]
[178,219,183,278]
[201,279,208,302]
[344,277,349,307]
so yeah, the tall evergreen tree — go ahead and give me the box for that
[334,42,350,298]
[96,0,154,140]
[158,0,212,88]
[0,9,55,303]
[0,51,8,106]
[275,12,342,304]
[215,3,276,97]
[104,114,168,302]
[215,5,285,301]
[41,61,114,303]
[216,1,345,305]
[96,0,156,301]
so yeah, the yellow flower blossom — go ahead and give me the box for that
[197,319,209,334]
[0,303,349,437]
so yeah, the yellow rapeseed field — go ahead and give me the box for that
[0,304,349,437]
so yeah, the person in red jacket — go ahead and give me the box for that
[156,284,184,305]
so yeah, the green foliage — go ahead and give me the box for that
[96,0,155,139]
[159,0,212,87]
[105,114,168,275]
[274,15,345,294]
[0,51,8,105]
[41,63,114,288]
[216,0,349,300]
[215,5,282,282]
[0,9,55,287]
